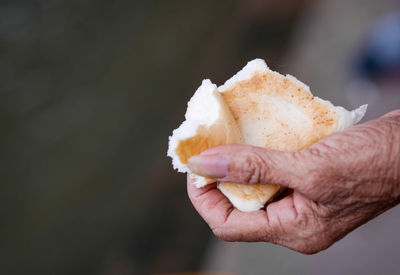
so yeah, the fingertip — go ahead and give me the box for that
[199,145,227,156]
[187,155,228,179]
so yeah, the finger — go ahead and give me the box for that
[187,174,232,228]
[187,144,306,190]
[187,174,277,242]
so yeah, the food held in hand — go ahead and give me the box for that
[168,59,367,212]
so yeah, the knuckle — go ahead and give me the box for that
[297,246,322,255]
[240,151,267,184]
[212,227,231,241]
[211,227,222,239]
[299,162,326,198]
[290,150,325,193]
[291,211,335,254]
[306,169,323,191]
[295,234,332,254]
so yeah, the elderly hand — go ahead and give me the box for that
[186,110,400,254]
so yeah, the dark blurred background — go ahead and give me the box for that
[1,0,400,274]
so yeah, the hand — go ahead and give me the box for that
[186,110,400,254]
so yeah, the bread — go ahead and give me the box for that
[168,79,243,188]
[168,59,367,212]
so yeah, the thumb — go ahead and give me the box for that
[187,144,310,190]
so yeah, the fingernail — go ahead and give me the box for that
[199,148,219,156]
[187,155,228,178]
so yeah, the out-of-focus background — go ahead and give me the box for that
[2,0,400,274]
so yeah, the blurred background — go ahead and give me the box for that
[1,0,400,274]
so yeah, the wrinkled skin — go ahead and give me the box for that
[187,110,400,254]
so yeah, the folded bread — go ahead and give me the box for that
[168,79,243,188]
[168,59,367,212]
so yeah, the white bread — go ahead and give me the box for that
[167,79,243,188]
[168,59,367,212]
[217,59,366,211]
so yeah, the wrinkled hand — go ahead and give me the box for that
[186,110,400,254]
